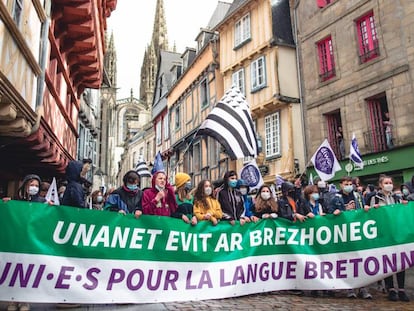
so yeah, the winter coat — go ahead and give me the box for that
[61,161,86,208]
[104,185,142,214]
[142,172,177,216]
[193,196,223,223]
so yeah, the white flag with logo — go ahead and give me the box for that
[310,139,342,181]
[45,177,59,205]
[239,159,264,192]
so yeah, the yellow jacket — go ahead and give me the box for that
[194,196,223,223]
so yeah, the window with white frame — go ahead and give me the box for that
[232,68,245,95]
[235,13,251,47]
[265,111,281,157]
[156,120,162,145]
[251,56,266,91]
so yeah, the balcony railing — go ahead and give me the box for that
[363,128,387,153]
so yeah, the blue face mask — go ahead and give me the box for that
[311,193,320,201]
[127,184,138,191]
[228,180,238,188]
[184,181,192,191]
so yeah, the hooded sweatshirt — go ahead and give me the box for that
[61,161,86,208]
[142,172,177,216]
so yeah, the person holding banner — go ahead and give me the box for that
[142,171,177,217]
[5,174,44,310]
[328,176,372,299]
[172,172,197,225]
[328,176,365,215]
[302,185,327,217]
[193,179,223,225]
[252,185,278,220]
[104,171,143,217]
[370,175,410,302]
[236,179,256,222]
[277,182,307,222]
[216,171,250,225]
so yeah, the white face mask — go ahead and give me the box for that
[260,192,271,200]
[155,185,165,192]
[96,196,103,203]
[239,188,248,195]
[383,184,394,192]
[28,186,39,196]
[317,181,326,189]
[204,187,212,196]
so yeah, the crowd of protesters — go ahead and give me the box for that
[3,158,414,310]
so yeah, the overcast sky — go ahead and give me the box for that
[107,0,229,99]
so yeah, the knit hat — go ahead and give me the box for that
[175,172,190,188]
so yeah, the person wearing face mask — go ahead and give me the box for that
[313,177,332,212]
[302,185,327,218]
[15,174,45,203]
[172,172,197,225]
[104,171,143,217]
[5,174,44,310]
[236,179,255,221]
[370,175,409,302]
[401,184,414,201]
[252,185,278,220]
[193,179,223,225]
[142,171,177,217]
[278,181,307,222]
[216,171,250,225]
[328,176,365,215]
[90,190,104,210]
[328,176,371,299]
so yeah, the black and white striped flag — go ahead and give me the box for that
[135,158,152,177]
[196,85,258,160]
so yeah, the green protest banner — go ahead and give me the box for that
[0,200,413,303]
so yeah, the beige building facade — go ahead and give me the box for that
[217,0,305,184]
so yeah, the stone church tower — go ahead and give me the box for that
[99,31,118,188]
[139,0,169,109]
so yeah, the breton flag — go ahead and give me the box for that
[45,177,59,205]
[135,156,152,177]
[349,133,364,169]
[196,85,258,160]
[310,139,342,181]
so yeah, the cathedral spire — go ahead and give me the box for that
[138,0,169,109]
[152,0,169,53]
[104,30,117,87]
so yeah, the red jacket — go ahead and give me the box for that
[142,172,177,216]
